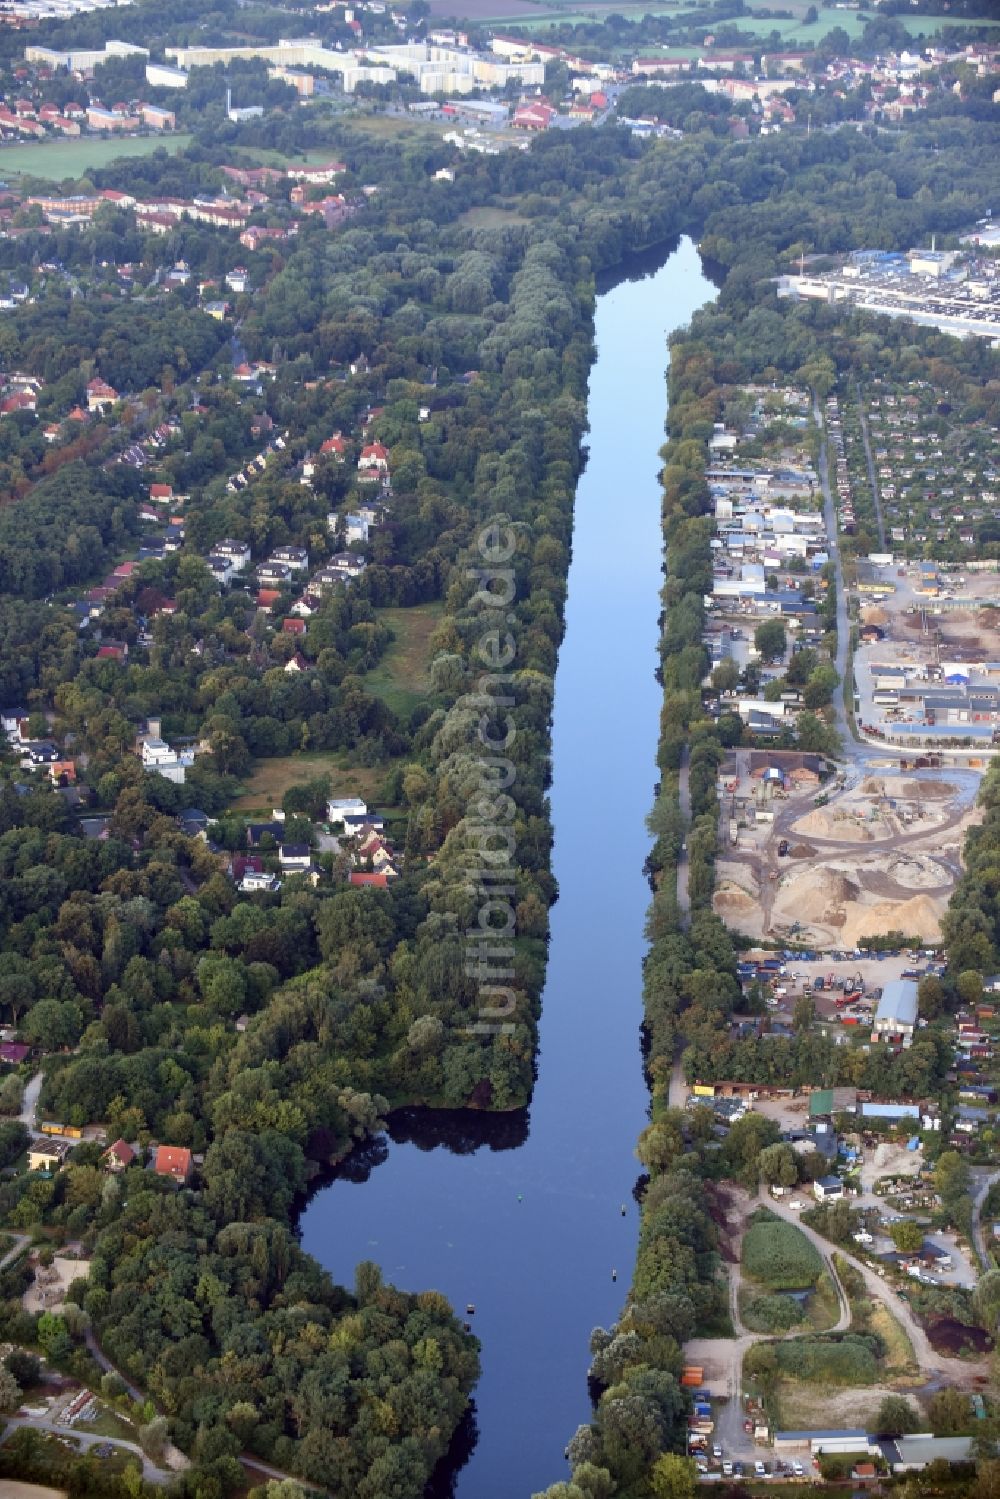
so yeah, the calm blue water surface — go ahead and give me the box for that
[301,236,717,1497]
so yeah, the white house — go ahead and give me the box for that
[240,869,281,893]
[328,796,368,827]
[141,736,195,785]
[279,843,312,871]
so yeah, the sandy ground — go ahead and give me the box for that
[23,1258,90,1314]
[0,1485,68,1499]
[778,1382,906,1431]
[716,768,980,948]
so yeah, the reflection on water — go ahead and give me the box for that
[301,235,717,1498]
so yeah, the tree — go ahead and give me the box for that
[918,974,946,1020]
[875,1395,921,1435]
[934,1150,971,1218]
[973,1268,1000,1332]
[927,1388,972,1435]
[889,1220,924,1254]
[711,659,739,693]
[636,1110,685,1174]
[140,1415,169,1461]
[754,619,786,663]
[957,970,984,1007]
[0,1364,21,1412]
[651,1453,698,1499]
[793,993,816,1033]
[758,1142,798,1189]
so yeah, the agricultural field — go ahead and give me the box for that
[0,134,192,181]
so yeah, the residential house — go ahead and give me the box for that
[813,1175,843,1202]
[102,1138,136,1172]
[284,651,310,674]
[154,1144,193,1184]
[270,545,309,571]
[357,441,389,477]
[328,796,369,827]
[240,868,281,893]
[141,735,195,785]
[86,378,118,413]
[279,843,313,872]
[28,1139,72,1173]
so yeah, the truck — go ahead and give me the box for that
[777,838,789,856]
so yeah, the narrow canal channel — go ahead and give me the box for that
[300,236,717,1497]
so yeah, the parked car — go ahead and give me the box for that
[755,1461,767,1478]
[793,1461,804,1477]
[723,1461,734,1477]
[713,1445,723,1460]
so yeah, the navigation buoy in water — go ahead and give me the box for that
[611,1268,617,1282]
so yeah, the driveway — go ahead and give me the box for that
[18,1071,43,1136]
[971,1169,1000,1273]
[0,1416,166,1485]
[763,1194,989,1382]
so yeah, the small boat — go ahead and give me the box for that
[466,1303,476,1315]
[620,1204,626,1216]
[611,1269,617,1282]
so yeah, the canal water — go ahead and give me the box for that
[300,236,717,1497]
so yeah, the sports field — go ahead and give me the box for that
[0,133,192,181]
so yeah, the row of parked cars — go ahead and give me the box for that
[708,1456,806,1480]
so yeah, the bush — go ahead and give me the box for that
[773,1335,880,1385]
[742,1294,804,1334]
[742,1215,824,1290]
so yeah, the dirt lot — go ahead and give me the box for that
[0,1484,68,1499]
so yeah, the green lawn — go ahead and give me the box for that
[0,133,192,182]
[722,11,1000,44]
[365,602,445,719]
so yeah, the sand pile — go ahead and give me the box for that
[861,605,888,626]
[901,778,951,800]
[715,885,757,913]
[793,807,879,842]
[884,854,947,890]
[841,892,943,946]
[777,869,858,926]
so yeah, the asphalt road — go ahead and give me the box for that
[854,381,886,551]
[971,1168,1000,1273]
